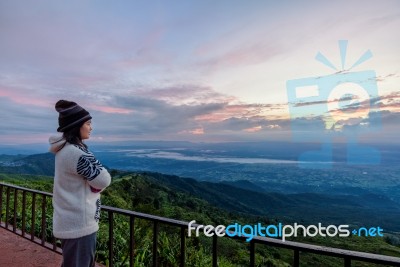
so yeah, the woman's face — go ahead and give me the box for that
[80,120,92,140]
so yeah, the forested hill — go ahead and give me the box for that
[114,171,400,231]
[0,153,54,176]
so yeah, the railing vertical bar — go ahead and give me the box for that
[249,241,255,267]
[22,191,26,236]
[31,193,36,241]
[53,236,57,251]
[108,211,114,267]
[41,195,46,245]
[153,221,159,267]
[180,227,185,267]
[294,249,300,267]
[5,187,10,229]
[344,257,351,267]
[13,189,18,233]
[0,184,3,224]
[212,234,218,267]
[129,216,135,267]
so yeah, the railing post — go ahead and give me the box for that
[22,191,26,236]
[153,221,159,267]
[212,234,218,267]
[293,250,300,267]
[0,184,3,224]
[41,195,46,245]
[13,188,18,232]
[129,216,135,267]
[180,227,186,267]
[31,193,36,241]
[344,257,351,267]
[108,211,114,267]
[249,240,255,267]
[53,236,57,251]
[6,187,10,229]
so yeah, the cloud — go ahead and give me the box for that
[375,73,398,82]
[244,126,262,132]
[0,1,399,144]
[87,104,134,114]
[293,95,355,108]
[89,92,226,138]
[196,42,283,71]
[266,124,281,129]
[131,85,236,105]
[0,85,51,108]
[1,83,399,144]
[195,103,285,123]
[61,84,290,141]
[0,97,55,136]
[179,127,204,135]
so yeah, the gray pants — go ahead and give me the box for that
[60,232,97,267]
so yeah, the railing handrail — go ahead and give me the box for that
[1,181,400,266]
[102,205,189,227]
[251,236,400,265]
[0,182,53,197]
[101,204,400,265]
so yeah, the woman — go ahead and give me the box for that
[49,100,111,267]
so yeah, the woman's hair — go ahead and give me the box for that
[62,122,88,149]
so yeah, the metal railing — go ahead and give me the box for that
[0,182,59,252]
[1,182,400,267]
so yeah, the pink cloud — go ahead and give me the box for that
[0,87,51,108]
[244,125,262,132]
[88,104,134,114]
[189,127,204,135]
[266,124,281,129]
[133,85,237,105]
[293,91,400,116]
[195,103,285,122]
[178,127,204,135]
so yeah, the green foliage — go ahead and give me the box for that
[0,187,54,245]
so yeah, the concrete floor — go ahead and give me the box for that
[0,227,104,267]
[0,227,62,266]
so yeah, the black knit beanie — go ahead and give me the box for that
[55,100,92,132]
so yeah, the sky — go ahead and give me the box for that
[0,0,399,145]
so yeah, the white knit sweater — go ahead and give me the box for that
[49,135,111,239]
